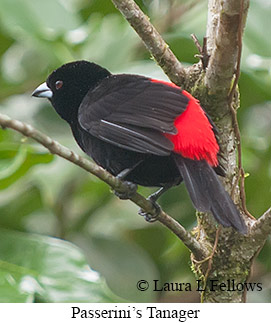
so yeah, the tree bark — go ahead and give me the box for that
[189,0,264,303]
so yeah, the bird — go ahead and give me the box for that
[32,60,247,234]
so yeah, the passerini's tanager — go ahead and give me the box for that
[32,61,247,234]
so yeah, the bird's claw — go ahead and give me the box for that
[114,181,137,200]
[138,198,162,223]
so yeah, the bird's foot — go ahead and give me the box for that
[138,197,162,223]
[114,181,138,200]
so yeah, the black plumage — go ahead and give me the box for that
[32,60,247,234]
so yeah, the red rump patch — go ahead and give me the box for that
[151,79,219,166]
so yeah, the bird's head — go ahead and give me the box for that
[32,60,110,122]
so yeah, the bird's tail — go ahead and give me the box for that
[174,155,247,234]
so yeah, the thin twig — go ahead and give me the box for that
[228,0,252,218]
[191,34,210,69]
[0,112,208,260]
[191,33,202,55]
[111,0,186,86]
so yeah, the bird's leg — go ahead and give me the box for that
[116,168,133,180]
[148,186,171,202]
[113,162,143,200]
[139,185,171,222]
[114,168,138,199]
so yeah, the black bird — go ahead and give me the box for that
[32,60,247,234]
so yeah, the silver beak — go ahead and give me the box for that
[32,82,53,99]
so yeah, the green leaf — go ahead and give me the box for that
[0,184,45,231]
[80,0,117,19]
[0,29,13,56]
[0,228,116,302]
[0,0,81,39]
[76,235,160,302]
[81,14,139,70]
[244,0,271,57]
[0,142,54,189]
[239,71,271,109]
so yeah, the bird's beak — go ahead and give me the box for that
[32,82,53,99]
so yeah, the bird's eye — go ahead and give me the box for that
[55,80,63,90]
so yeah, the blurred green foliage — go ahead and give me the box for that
[0,0,270,302]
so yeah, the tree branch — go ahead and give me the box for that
[205,0,249,96]
[0,112,208,260]
[204,0,251,220]
[111,0,186,86]
[250,207,271,243]
[226,0,252,219]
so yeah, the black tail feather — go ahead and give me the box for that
[174,155,247,234]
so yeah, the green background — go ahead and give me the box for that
[0,0,270,302]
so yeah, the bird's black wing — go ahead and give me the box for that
[78,74,189,156]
